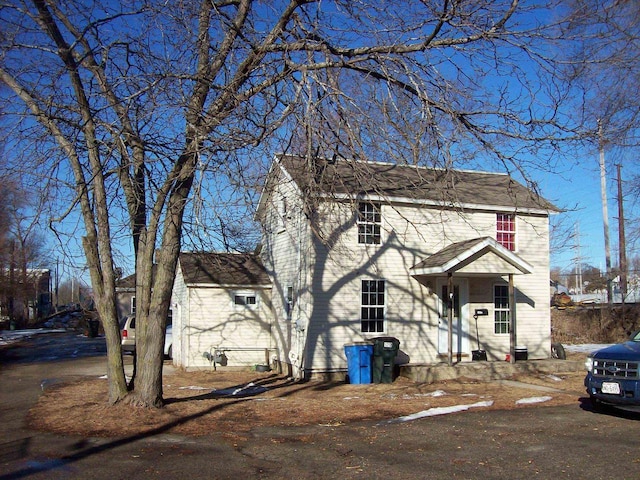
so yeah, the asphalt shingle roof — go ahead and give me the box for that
[411,238,489,271]
[178,252,270,286]
[278,155,558,212]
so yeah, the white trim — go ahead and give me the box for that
[356,201,383,246]
[360,278,386,334]
[232,290,259,309]
[496,212,518,253]
[317,192,554,216]
[411,237,533,276]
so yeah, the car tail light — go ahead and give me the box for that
[122,330,128,338]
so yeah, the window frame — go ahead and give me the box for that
[493,284,510,335]
[357,201,382,245]
[233,290,258,308]
[360,279,386,333]
[496,213,517,251]
[286,285,294,320]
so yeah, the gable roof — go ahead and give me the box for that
[116,265,157,291]
[178,252,271,287]
[411,237,533,276]
[275,154,558,214]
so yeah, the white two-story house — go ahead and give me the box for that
[256,154,559,379]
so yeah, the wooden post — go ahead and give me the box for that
[448,272,453,367]
[509,273,516,364]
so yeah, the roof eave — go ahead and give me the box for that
[316,192,558,215]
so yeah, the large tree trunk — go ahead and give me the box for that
[83,237,128,403]
[125,149,196,407]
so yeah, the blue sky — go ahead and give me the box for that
[538,146,639,273]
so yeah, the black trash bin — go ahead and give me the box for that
[372,337,400,383]
[86,319,100,338]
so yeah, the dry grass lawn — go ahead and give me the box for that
[29,359,588,444]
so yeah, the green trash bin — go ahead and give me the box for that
[372,337,400,383]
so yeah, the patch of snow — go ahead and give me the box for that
[212,382,267,397]
[0,328,67,346]
[544,375,563,382]
[179,386,209,390]
[516,396,552,405]
[343,396,361,400]
[382,401,494,424]
[424,389,447,397]
[98,374,131,382]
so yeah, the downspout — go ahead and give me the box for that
[293,206,305,380]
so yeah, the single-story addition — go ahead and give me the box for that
[170,252,274,369]
[255,155,560,380]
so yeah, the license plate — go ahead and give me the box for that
[602,382,621,395]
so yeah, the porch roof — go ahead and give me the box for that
[410,237,533,277]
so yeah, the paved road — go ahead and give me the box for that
[1,331,640,479]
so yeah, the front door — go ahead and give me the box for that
[437,278,469,357]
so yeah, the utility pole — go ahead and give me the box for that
[574,223,583,294]
[599,120,613,304]
[617,164,628,301]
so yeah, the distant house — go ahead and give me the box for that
[255,155,559,379]
[170,252,273,369]
[0,268,52,326]
[115,271,138,321]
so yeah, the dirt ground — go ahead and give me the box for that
[29,354,588,444]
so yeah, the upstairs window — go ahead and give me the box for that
[496,213,516,251]
[286,285,294,320]
[277,196,288,232]
[361,279,385,333]
[358,202,381,244]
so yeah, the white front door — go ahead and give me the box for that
[437,278,469,357]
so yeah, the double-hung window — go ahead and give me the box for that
[361,280,385,333]
[496,213,516,251]
[494,285,510,334]
[358,202,381,244]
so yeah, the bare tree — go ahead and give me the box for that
[0,0,594,407]
[0,173,50,325]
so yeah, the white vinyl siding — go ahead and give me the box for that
[301,202,551,368]
[261,162,553,372]
[184,286,272,368]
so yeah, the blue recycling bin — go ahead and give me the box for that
[344,342,373,384]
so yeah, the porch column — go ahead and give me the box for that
[448,272,453,367]
[509,273,515,365]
